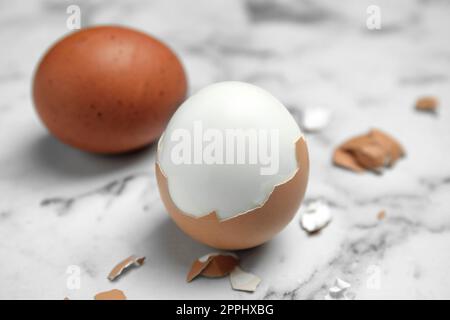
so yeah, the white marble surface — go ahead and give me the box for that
[1,0,450,300]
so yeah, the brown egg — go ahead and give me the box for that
[156,138,309,250]
[33,26,187,153]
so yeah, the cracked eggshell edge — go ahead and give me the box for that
[155,136,309,250]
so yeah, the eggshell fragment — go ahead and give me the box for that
[108,255,145,281]
[369,129,404,165]
[156,137,309,250]
[187,252,239,282]
[333,148,365,173]
[229,267,261,292]
[333,129,404,173]
[324,278,353,300]
[415,96,438,112]
[300,200,332,234]
[201,254,239,278]
[33,26,187,154]
[300,107,331,132]
[94,289,126,300]
[377,210,386,220]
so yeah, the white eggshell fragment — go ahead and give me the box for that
[300,200,332,233]
[324,278,353,300]
[300,107,331,133]
[229,267,261,292]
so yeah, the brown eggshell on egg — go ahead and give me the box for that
[33,26,187,154]
[156,137,309,250]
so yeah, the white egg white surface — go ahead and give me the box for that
[158,81,303,220]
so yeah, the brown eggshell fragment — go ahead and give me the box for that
[94,289,126,300]
[340,135,372,151]
[201,254,239,278]
[186,258,211,282]
[333,129,404,173]
[351,143,386,170]
[332,148,365,173]
[33,26,187,154]
[415,96,438,112]
[108,255,146,281]
[156,137,309,250]
[377,210,386,220]
[186,253,239,282]
[369,129,404,165]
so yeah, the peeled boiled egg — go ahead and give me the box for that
[33,26,187,154]
[156,82,309,249]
